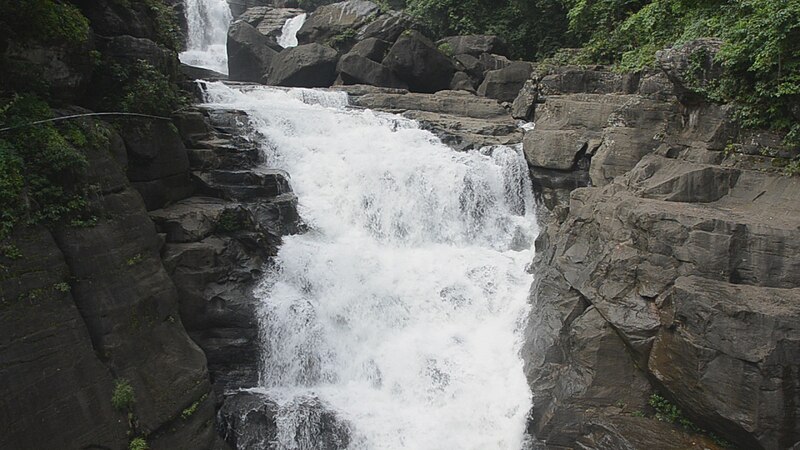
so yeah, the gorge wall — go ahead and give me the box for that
[1,0,799,449]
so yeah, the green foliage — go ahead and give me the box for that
[0,0,90,45]
[129,437,149,450]
[649,393,697,430]
[105,60,186,116]
[181,394,207,420]
[216,210,242,232]
[112,379,136,411]
[126,253,144,266]
[403,0,571,59]
[144,0,184,51]
[0,95,93,239]
[327,28,359,50]
[560,0,800,146]
[437,41,454,57]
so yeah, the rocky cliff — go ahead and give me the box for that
[0,2,298,449]
[520,42,800,449]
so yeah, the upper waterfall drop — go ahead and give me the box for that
[202,82,538,450]
[278,13,307,48]
[179,0,232,74]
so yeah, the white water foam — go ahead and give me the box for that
[203,82,537,450]
[278,13,307,48]
[179,0,232,74]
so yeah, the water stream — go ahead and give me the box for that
[182,1,537,447]
[203,84,537,449]
[179,0,232,74]
[278,13,307,48]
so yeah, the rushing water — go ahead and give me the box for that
[179,0,232,74]
[203,83,537,449]
[278,13,307,48]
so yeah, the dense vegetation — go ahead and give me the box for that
[402,0,800,146]
[0,0,185,240]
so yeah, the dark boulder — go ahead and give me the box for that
[382,30,456,93]
[265,43,339,87]
[99,35,179,80]
[438,35,508,57]
[219,391,280,450]
[296,0,380,44]
[337,53,407,89]
[449,71,475,92]
[477,61,533,102]
[356,10,414,43]
[118,119,194,210]
[347,37,391,62]
[227,20,280,82]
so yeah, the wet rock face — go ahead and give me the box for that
[218,392,351,450]
[162,106,301,396]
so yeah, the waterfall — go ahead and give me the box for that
[180,0,232,74]
[203,82,537,450]
[278,13,307,48]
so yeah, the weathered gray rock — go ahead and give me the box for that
[296,0,380,45]
[656,39,724,106]
[477,61,533,102]
[337,53,407,89]
[350,89,507,118]
[437,35,508,57]
[382,30,456,93]
[347,88,519,150]
[227,20,280,82]
[449,71,475,92]
[511,79,537,120]
[650,276,800,449]
[524,150,800,448]
[239,6,305,37]
[265,43,339,87]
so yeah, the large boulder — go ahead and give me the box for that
[382,30,456,93]
[656,39,723,106]
[477,61,533,102]
[296,0,380,44]
[265,43,339,87]
[238,6,306,38]
[356,10,413,43]
[438,35,508,57]
[336,53,407,88]
[347,37,391,62]
[227,20,280,82]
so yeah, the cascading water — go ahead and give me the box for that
[179,0,232,74]
[277,13,307,48]
[203,83,538,450]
